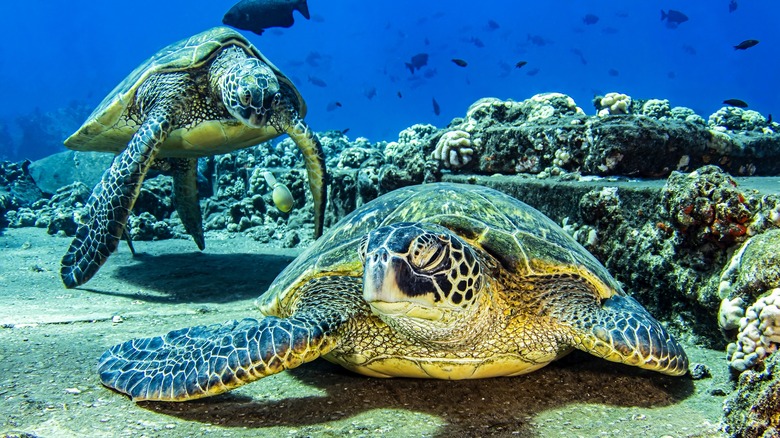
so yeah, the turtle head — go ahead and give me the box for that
[359,222,487,344]
[221,58,281,128]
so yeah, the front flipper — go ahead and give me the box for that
[98,276,364,401]
[554,291,689,376]
[60,109,173,288]
[169,157,205,250]
[285,117,327,238]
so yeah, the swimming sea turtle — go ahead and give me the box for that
[98,183,688,401]
[60,26,326,288]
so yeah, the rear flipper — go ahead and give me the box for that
[561,293,689,376]
[98,276,364,401]
[169,157,205,250]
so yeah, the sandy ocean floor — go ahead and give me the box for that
[0,227,730,437]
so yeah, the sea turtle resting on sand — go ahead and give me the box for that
[98,183,688,402]
[60,26,326,288]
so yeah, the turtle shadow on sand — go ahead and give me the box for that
[138,353,694,436]
[81,251,294,304]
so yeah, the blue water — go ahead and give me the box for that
[0,0,776,161]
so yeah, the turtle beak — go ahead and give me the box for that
[363,249,438,311]
[363,248,399,303]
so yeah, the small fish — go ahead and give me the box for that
[364,86,376,100]
[405,53,429,74]
[667,71,676,79]
[397,91,403,98]
[608,68,619,77]
[326,101,342,111]
[526,68,540,76]
[451,58,468,67]
[661,9,688,28]
[340,128,350,135]
[305,51,325,67]
[486,19,500,31]
[432,98,441,116]
[723,99,748,108]
[527,34,551,47]
[768,114,773,124]
[729,0,738,13]
[682,45,697,55]
[470,37,485,48]
[223,0,310,36]
[307,75,327,87]
[515,61,528,69]
[734,40,759,50]
[583,14,599,25]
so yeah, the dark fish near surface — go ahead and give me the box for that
[307,75,327,87]
[734,40,759,50]
[451,58,468,67]
[661,9,688,28]
[405,53,429,74]
[223,0,310,36]
[729,0,738,13]
[583,14,599,25]
[432,98,441,116]
[515,60,528,68]
[723,99,748,108]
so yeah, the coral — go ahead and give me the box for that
[337,146,384,169]
[670,106,706,125]
[597,92,632,116]
[718,229,780,303]
[661,166,752,247]
[378,124,438,191]
[727,288,780,372]
[640,99,672,120]
[431,130,475,169]
[524,93,584,122]
[709,107,768,132]
[723,348,780,437]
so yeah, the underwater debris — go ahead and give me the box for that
[223,0,310,36]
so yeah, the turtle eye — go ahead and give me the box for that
[410,236,447,272]
[357,235,369,263]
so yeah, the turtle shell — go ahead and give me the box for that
[258,182,622,315]
[64,26,304,157]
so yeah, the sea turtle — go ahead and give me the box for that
[60,26,326,288]
[98,183,688,402]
